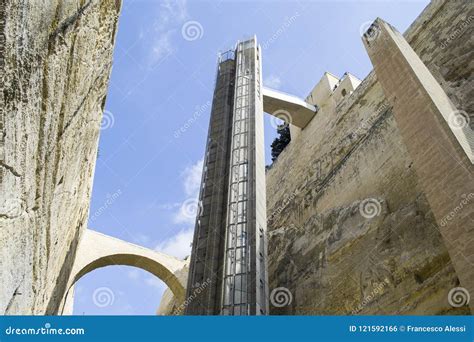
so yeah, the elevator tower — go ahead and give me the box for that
[185,37,269,315]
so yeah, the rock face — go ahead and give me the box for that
[266,0,472,315]
[0,0,121,314]
[269,196,464,314]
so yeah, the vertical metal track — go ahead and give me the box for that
[221,40,254,315]
[186,38,268,316]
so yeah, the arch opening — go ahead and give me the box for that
[60,230,187,315]
[70,265,167,315]
[73,254,184,299]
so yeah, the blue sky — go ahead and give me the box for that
[73,0,429,315]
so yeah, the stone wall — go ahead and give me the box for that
[266,0,472,315]
[0,0,121,314]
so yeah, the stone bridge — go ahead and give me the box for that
[60,229,187,314]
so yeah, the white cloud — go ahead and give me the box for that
[149,0,189,66]
[151,32,174,63]
[127,269,140,280]
[153,159,203,224]
[155,228,194,259]
[172,159,203,224]
[160,0,188,24]
[264,74,282,89]
[154,159,201,259]
[131,233,152,246]
[173,203,196,225]
[155,202,181,210]
[182,159,203,197]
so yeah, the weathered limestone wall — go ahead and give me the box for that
[404,0,474,128]
[266,0,472,315]
[363,17,474,311]
[0,0,121,314]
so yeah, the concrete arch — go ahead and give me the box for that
[60,229,187,314]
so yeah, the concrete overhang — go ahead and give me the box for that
[263,87,318,128]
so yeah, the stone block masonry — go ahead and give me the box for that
[0,0,121,314]
[266,0,472,315]
[363,17,474,312]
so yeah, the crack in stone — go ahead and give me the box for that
[4,274,25,314]
[48,0,94,44]
[0,161,21,177]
